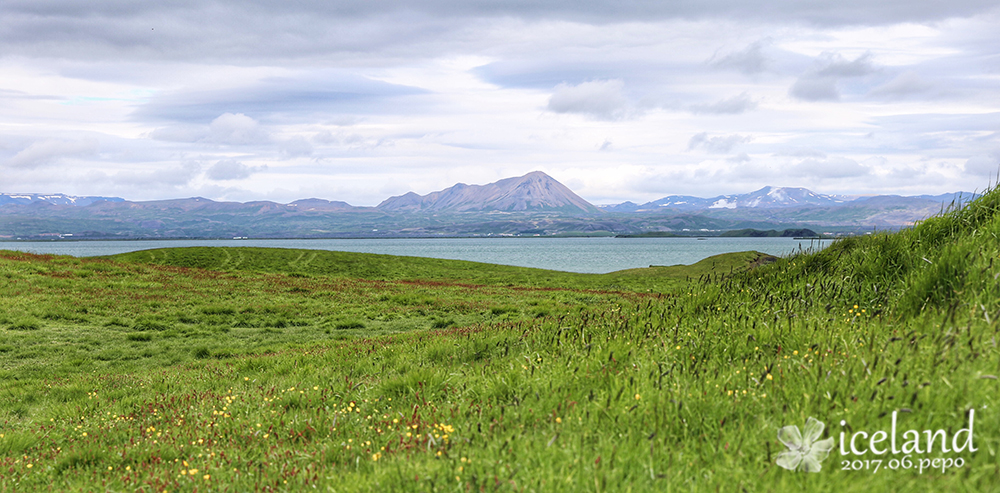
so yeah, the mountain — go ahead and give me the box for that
[619,186,848,212]
[377,171,600,213]
[601,186,976,213]
[288,198,361,212]
[0,193,125,207]
[0,179,981,239]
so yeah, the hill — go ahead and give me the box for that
[1,186,999,490]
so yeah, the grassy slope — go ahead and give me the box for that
[0,189,999,491]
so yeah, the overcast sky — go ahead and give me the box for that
[1,1,998,205]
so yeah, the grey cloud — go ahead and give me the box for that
[5,138,98,168]
[790,53,878,102]
[687,132,751,153]
[791,156,869,178]
[205,159,265,181]
[134,72,426,124]
[4,1,998,65]
[709,40,770,75]
[689,92,757,114]
[816,52,876,78]
[547,79,633,120]
[789,76,840,101]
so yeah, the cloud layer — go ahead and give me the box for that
[1,1,998,205]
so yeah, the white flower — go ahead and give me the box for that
[776,417,835,472]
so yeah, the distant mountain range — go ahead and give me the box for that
[0,174,981,239]
[1,171,597,214]
[599,186,977,212]
[0,193,125,207]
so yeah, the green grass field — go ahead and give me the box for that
[1,188,999,491]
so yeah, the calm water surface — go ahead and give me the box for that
[0,237,831,274]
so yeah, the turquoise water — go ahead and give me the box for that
[0,237,830,274]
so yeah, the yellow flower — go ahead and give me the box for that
[634,393,641,400]
[555,417,562,423]
[766,374,773,381]
[203,474,210,480]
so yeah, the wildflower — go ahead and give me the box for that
[776,417,835,472]
[766,374,773,381]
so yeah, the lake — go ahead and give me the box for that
[0,236,832,274]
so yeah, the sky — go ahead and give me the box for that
[1,1,998,206]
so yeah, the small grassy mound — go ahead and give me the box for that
[106,246,769,292]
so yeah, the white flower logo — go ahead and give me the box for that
[776,417,835,472]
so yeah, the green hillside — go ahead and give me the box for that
[0,188,998,491]
[107,246,768,292]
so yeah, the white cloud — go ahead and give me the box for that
[279,136,314,157]
[689,92,758,114]
[688,132,752,153]
[207,113,268,145]
[791,156,870,178]
[965,153,1000,176]
[205,159,266,181]
[867,71,936,99]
